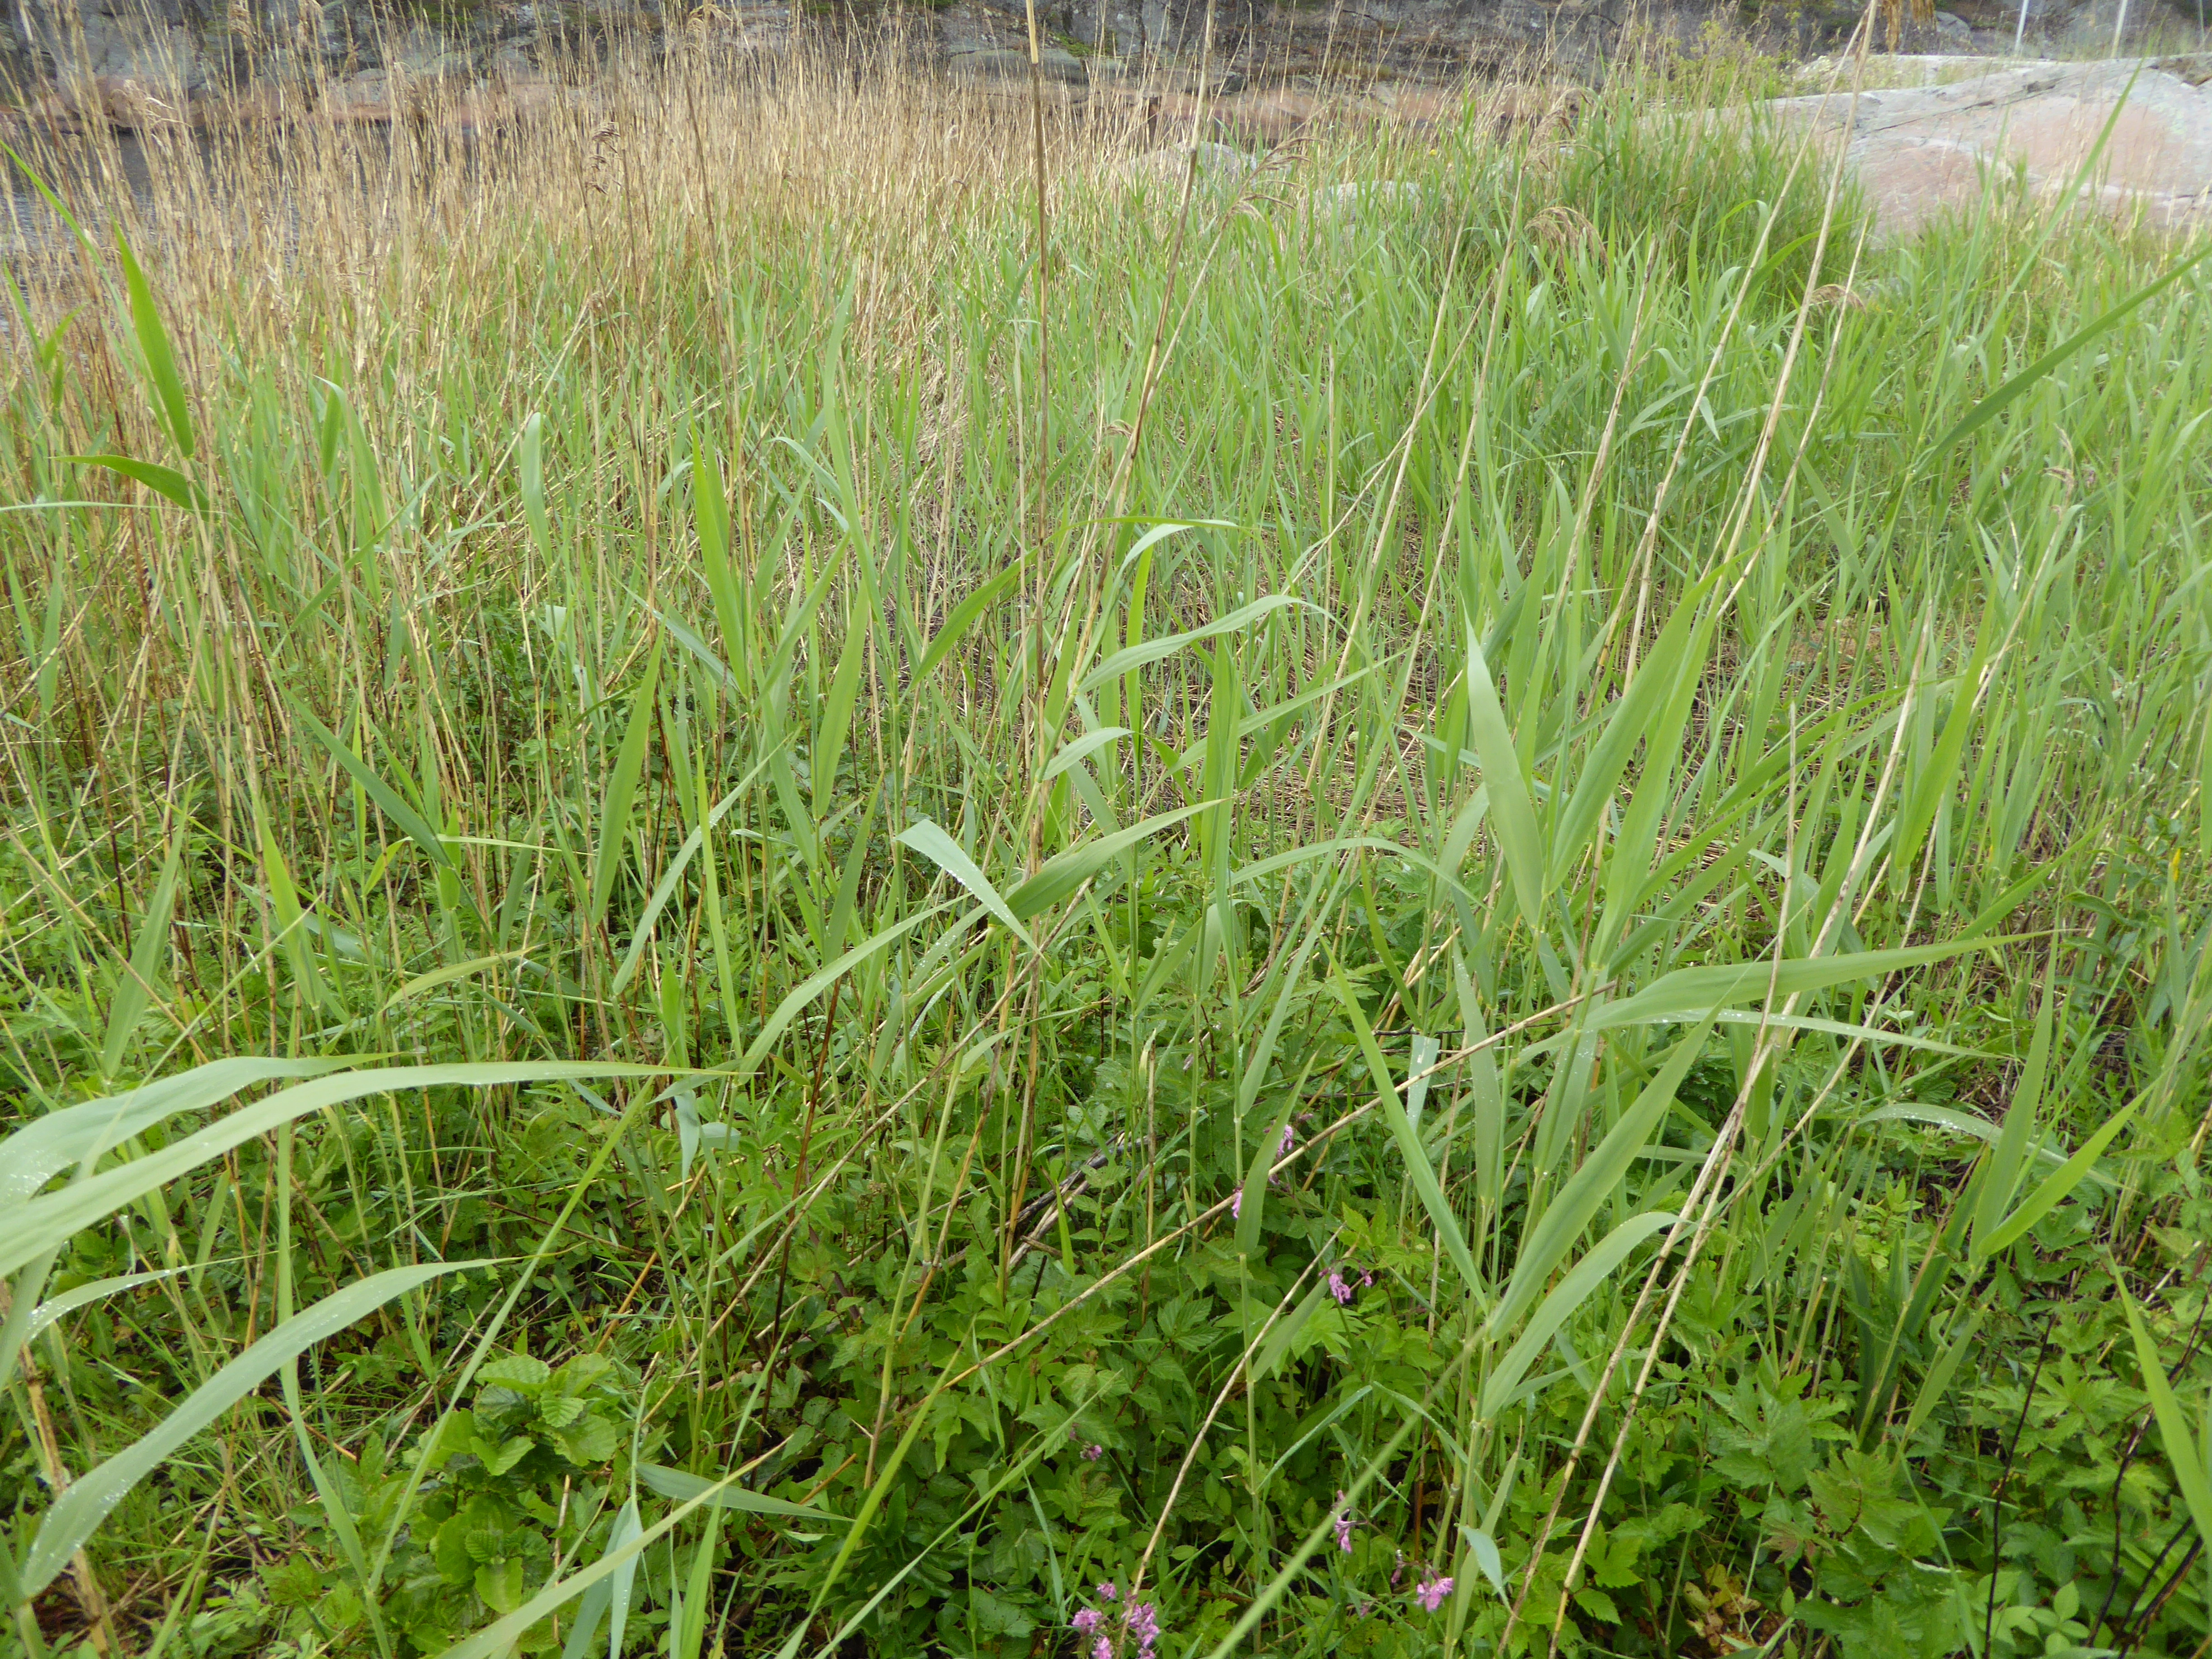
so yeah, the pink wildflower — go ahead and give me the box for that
[1332,1492,1354,1552]
[1359,1270,1373,1288]
[1124,1600,1162,1656]
[1279,1121,1296,1155]
[1329,1270,1354,1305]
[1391,1550,1405,1588]
[1097,1582,1118,1602]
[1415,1575,1455,1613]
[1231,1190,1241,1219]
[1072,1609,1103,1638]
[1094,1640,1114,1659]
[1083,1443,1105,1461]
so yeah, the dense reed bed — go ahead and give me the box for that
[4,28,2212,1659]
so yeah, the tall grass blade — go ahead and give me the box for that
[0,1064,671,1280]
[1971,969,2057,1256]
[1078,593,1301,694]
[291,702,455,872]
[2121,1283,2212,1554]
[592,639,664,928]
[735,904,956,1078]
[22,1261,488,1598]
[635,1463,840,1522]
[1331,956,1484,1302]
[896,820,1033,947]
[1481,1212,1682,1417]
[606,1498,642,1659]
[115,234,194,460]
[1593,939,2005,1029]
[1932,240,2212,456]
[1977,1097,2138,1260]
[1488,1022,1712,1342]
[100,804,191,1078]
[1007,801,1213,920]
[65,455,208,514]
[0,1061,346,1209]
[1462,624,1544,925]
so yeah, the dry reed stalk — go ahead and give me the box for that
[4,36,1139,408]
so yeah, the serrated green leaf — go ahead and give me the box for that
[554,1415,620,1465]
[473,1434,536,1477]
[478,1354,552,1392]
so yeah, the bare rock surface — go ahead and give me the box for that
[1761,56,2212,234]
[9,0,2207,136]
[1793,52,2066,86]
[1103,139,1265,190]
[1301,177,1425,225]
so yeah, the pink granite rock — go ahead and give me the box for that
[1763,58,2212,234]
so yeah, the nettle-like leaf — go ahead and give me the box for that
[554,1414,622,1464]
[470,1433,536,1477]
[262,1559,324,1609]
[479,1353,553,1394]
[1574,1584,1623,1625]
[475,1557,528,1616]
[435,1511,486,1583]
[419,1412,477,1471]
[970,1587,1037,1639]
[1807,1448,1946,1568]
[1709,1379,1843,1495]
[464,1524,539,1565]
[553,1352,616,1392]
[1585,1527,1646,1590]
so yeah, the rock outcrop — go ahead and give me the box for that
[1764,55,2212,232]
[7,0,2207,132]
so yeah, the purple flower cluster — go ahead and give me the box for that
[1327,1532,1451,1618]
[1328,1267,1376,1305]
[1070,1584,1161,1658]
[1125,1600,1161,1654]
[1232,1128,1303,1223]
